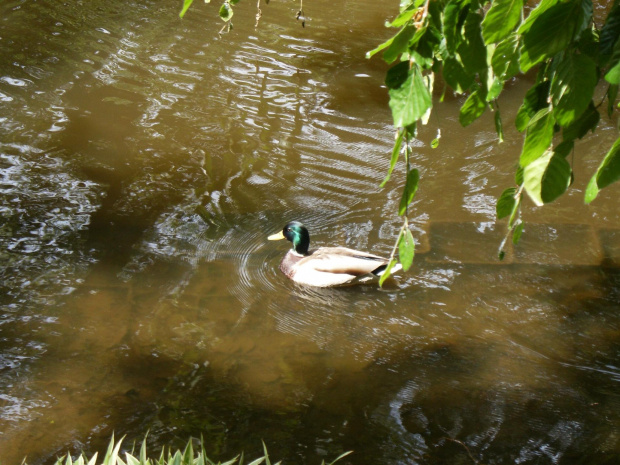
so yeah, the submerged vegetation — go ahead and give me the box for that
[49,436,351,465]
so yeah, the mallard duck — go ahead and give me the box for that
[268,221,402,287]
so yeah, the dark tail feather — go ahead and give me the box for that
[372,262,403,276]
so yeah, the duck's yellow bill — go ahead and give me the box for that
[268,231,285,240]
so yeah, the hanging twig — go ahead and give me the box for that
[497,183,524,260]
[296,0,305,27]
[255,0,262,28]
[218,21,232,36]
[384,131,411,274]
[442,437,480,465]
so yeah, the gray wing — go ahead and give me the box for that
[298,247,389,276]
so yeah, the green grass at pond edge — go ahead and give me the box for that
[42,435,352,465]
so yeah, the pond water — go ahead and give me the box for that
[1,0,619,464]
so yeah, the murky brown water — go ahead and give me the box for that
[1,0,620,464]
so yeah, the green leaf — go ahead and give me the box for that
[487,77,503,102]
[219,2,233,21]
[182,440,193,465]
[458,12,487,74]
[584,174,599,203]
[515,81,550,132]
[459,89,487,126]
[367,36,397,59]
[384,25,417,64]
[431,138,439,148]
[482,0,523,44]
[410,25,430,50]
[385,61,410,89]
[601,2,620,60]
[551,53,598,126]
[519,108,554,167]
[262,441,271,465]
[398,228,415,271]
[517,0,556,34]
[388,65,432,127]
[512,222,524,244]
[381,129,406,187]
[578,0,594,39]
[126,455,140,465]
[586,136,620,203]
[562,101,599,141]
[103,435,116,465]
[519,1,586,73]
[169,451,182,465]
[494,107,504,142]
[554,139,574,158]
[399,168,420,215]
[443,0,466,54]
[523,149,572,205]
[411,43,434,69]
[104,436,125,465]
[221,459,241,465]
[578,23,600,61]
[140,438,148,465]
[426,0,443,30]
[388,7,417,28]
[179,0,194,18]
[605,36,620,84]
[327,451,354,465]
[379,259,398,287]
[443,56,475,93]
[515,165,524,185]
[496,187,517,219]
[492,33,520,79]
[508,190,521,229]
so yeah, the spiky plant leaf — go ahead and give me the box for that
[181,440,193,465]
[87,452,99,465]
[126,454,141,465]
[327,451,353,465]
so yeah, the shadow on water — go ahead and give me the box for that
[62,259,620,465]
[47,247,620,465]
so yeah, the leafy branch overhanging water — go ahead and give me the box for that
[181,0,620,281]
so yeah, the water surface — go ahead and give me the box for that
[1,1,619,464]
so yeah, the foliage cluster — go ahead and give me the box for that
[372,0,620,268]
[180,0,620,279]
[49,436,351,465]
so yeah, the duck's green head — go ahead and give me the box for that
[268,221,310,255]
